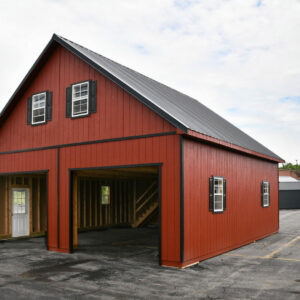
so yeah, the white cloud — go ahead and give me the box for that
[0,0,299,162]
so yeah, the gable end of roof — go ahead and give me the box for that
[0,33,284,163]
[52,34,188,133]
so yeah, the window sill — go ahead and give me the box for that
[30,121,47,127]
[213,210,225,214]
[70,113,90,120]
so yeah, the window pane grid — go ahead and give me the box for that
[13,191,26,214]
[32,92,46,124]
[214,177,224,212]
[263,182,270,207]
[72,82,89,116]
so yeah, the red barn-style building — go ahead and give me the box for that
[0,34,283,268]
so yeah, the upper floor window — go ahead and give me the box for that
[32,92,46,124]
[66,80,97,119]
[209,176,227,213]
[27,91,52,126]
[261,181,270,207]
[72,81,89,117]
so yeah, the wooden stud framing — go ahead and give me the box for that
[77,178,80,229]
[29,177,33,234]
[89,180,92,227]
[73,173,78,249]
[8,179,12,237]
[133,179,136,224]
[0,174,48,240]
[37,177,41,233]
[83,179,86,227]
[74,175,158,232]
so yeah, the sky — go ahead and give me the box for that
[0,0,299,164]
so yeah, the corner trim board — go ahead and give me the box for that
[180,135,184,262]
[57,148,60,249]
[46,172,49,249]
[158,165,162,265]
[69,169,73,253]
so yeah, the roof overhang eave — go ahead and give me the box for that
[185,129,285,163]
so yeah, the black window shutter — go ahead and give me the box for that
[209,177,214,211]
[27,96,32,125]
[223,178,227,210]
[66,86,72,117]
[261,181,264,207]
[46,91,52,121]
[89,80,97,114]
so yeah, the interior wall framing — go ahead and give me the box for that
[0,173,47,239]
[71,166,160,250]
[75,175,159,230]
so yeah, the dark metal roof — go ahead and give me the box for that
[55,35,282,161]
[0,34,283,161]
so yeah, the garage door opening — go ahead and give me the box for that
[0,173,48,244]
[70,165,161,264]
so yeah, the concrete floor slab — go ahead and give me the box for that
[0,211,300,299]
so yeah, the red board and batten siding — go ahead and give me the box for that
[0,135,181,264]
[0,41,281,268]
[58,135,181,265]
[182,138,279,266]
[0,46,174,152]
[0,45,182,266]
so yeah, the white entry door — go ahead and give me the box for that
[12,189,29,237]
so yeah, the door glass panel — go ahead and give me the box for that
[13,190,26,214]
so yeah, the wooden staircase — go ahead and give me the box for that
[132,181,159,228]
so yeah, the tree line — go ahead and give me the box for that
[279,162,300,170]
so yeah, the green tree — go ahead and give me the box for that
[279,162,300,170]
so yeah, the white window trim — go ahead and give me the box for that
[32,92,46,125]
[71,81,89,117]
[214,176,224,212]
[263,181,270,207]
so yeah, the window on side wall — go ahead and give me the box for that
[261,181,270,207]
[209,176,227,213]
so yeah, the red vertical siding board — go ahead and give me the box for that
[0,44,186,265]
[160,136,167,261]
[59,47,65,145]
[166,136,174,262]
[110,82,117,138]
[94,69,100,139]
[183,139,278,264]
[59,148,64,249]
[40,134,180,264]
[98,74,105,138]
